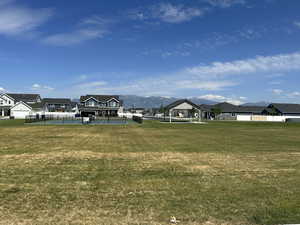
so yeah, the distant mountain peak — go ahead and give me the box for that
[119,95,217,108]
[242,101,270,107]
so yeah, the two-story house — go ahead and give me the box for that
[79,95,123,117]
[43,98,73,112]
[0,93,41,117]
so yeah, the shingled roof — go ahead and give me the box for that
[43,98,72,104]
[80,95,120,102]
[269,103,300,114]
[235,106,266,113]
[6,93,41,103]
[165,99,201,110]
[211,102,239,112]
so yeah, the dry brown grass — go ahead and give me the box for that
[0,121,300,225]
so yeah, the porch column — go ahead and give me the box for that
[198,109,201,122]
[169,109,172,123]
[1,109,4,117]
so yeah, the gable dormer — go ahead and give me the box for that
[107,98,120,107]
[0,94,15,106]
[85,97,98,107]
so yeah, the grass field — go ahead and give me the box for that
[0,120,300,225]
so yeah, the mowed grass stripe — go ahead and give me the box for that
[0,120,300,225]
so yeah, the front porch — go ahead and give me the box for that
[80,108,119,117]
[0,107,10,117]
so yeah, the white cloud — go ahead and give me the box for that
[0,87,6,92]
[294,21,300,28]
[287,91,300,98]
[204,0,246,8]
[187,52,300,78]
[77,81,107,89]
[269,80,282,85]
[78,74,88,81]
[175,80,236,91]
[152,3,204,23]
[31,84,54,91]
[129,3,204,24]
[272,89,283,95]
[42,16,112,46]
[266,73,284,78]
[0,2,52,36]
[71,52,300,98]
[198,94,245,105]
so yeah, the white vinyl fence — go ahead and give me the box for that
[237,115,300,122]
[118,112,143,119]
[30,111,76,118]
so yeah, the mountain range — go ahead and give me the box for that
[119,95,216,108]
[73,95,271,109]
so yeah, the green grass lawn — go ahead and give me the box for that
[0,120,300,225]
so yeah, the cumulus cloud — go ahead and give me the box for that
[151,3,204,23]
[42,16,112,46]
[204,0,246,8]
[175,80,236,91]
[198,94,246,105]
[0,87,6,92]
[287,91,300,98]
[77,81,107,89]
[129,3,204,24]
[272,89,283,95]
[0,2,53,36]
[31,84,54,91]
[294,21,300,28]
[71,51,300,97]
[187,52,300,78]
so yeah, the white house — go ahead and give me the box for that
[79,95,124,117]
[0,93,42,119]
[10,102,34,119]
[0,94,15,117]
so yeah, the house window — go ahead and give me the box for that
[0,100,3,105]
[87,100,96,107]
[109,101,118,107]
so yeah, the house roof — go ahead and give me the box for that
[165,99,201,110]
[80,95,120,102]
[43,98,72,104]
[10,101,32,110]
[6,93,40,102]
[211,102,239,112]
[235,106,266,113]
[269,103,300,114]
[199,104,214,111]
[200,103,266,113]
[28,102,44,109]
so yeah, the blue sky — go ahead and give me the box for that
[1,0,300,104]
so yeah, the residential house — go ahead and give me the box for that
[165,99,202,118]
[10,102,44,119]
[201,102,266,120]
[0,94,15,117]
[0,93,41,118]
[263,103,300,116]
[79,95,123,117]
[43,98,72,112]
[6,93,41,104]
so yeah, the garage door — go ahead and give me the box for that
[11,111,30,119]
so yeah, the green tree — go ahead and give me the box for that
[159,104,165,113]
[211,107,222,119]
